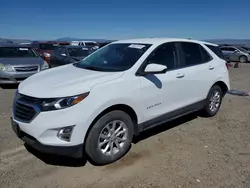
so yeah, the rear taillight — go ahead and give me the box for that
[226,63,230,69]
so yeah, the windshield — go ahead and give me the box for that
[68,48,91,57]
[73,43,152,72]
[239,47,249,52]
[0,47,38,58]
[241,47,250,51]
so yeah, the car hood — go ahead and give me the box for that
[18,64,124,98]
[0,57,44,66]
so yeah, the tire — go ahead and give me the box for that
[85,110,134,165]
[201,85,223,117]
[239,55,247,63]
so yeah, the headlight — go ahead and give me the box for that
[0,64,15,72]
[41,61,49,70]
[41,93,89,111]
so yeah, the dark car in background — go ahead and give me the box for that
[0,43,49,84]
[49,45,94,68]
[31,41,70,63]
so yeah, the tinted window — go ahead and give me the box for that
[200,46,212,62]
[39,44,56,50]
[205,44,225,59]
[68,48,91,57]
[179,42,203,67]
[0,47,38,58]
[55,47,63,55]
[146,42,177,70]
[220,47,228,51]
[74,43,152,72]
[227,47,236,52]
[61,48,67,54]
[85,42,98,46]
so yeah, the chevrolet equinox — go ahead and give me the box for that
[11,38,230,165]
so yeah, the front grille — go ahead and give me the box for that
[16,93,43,104]
[14,65,39,72]
[14,102,37,122]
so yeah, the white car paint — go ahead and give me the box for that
[12,38,230,150]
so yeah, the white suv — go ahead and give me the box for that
[11,38,230,165]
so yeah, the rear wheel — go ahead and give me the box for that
[201,85,222,117]
[85,110,134,165]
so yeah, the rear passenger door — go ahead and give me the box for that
[176,42,214,105]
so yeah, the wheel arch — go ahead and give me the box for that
[212,81,229,97]
[83,104,139,147]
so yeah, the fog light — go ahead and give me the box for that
[57,125,75,142]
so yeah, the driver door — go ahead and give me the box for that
[138,42,186,123]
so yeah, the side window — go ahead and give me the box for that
[146,42,177,71]
[220,47,227,51]
[205,44,225,59]
[56,48,62,55]
[228,47,235,52]
[61,48,67,54]
[200,45,212,62]
[179,42,203,67]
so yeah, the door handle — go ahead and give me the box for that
[176,73,185,78]
[208,65,214,70]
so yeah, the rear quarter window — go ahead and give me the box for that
[178,42,212,68]
[205,44,225,59]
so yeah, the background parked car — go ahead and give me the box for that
[0,43,49,84]
[204,43,230,65]
[50,45,94,68]
[70,41,100,50]
[219,45,250,63]
[31,41,70,63]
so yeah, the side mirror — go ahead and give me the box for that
[61,53,67,57]
[137,63,167,76]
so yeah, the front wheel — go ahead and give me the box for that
[201,85,223,117]
[239,56,247,63]
[85,110,134,165]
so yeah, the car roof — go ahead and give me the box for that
[0,42,31,48]
[112,38,218,46]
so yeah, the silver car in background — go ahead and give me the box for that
[220,45,250,63]
[0,43,49,84]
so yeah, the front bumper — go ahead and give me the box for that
[11,117,83,158]
[0,71,37,84]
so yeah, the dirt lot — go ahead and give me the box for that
[0,63,250,188]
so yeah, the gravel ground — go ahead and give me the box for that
[0,63,250,188]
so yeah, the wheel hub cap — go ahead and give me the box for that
[98,120,128,156]
[209,90,221,112]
